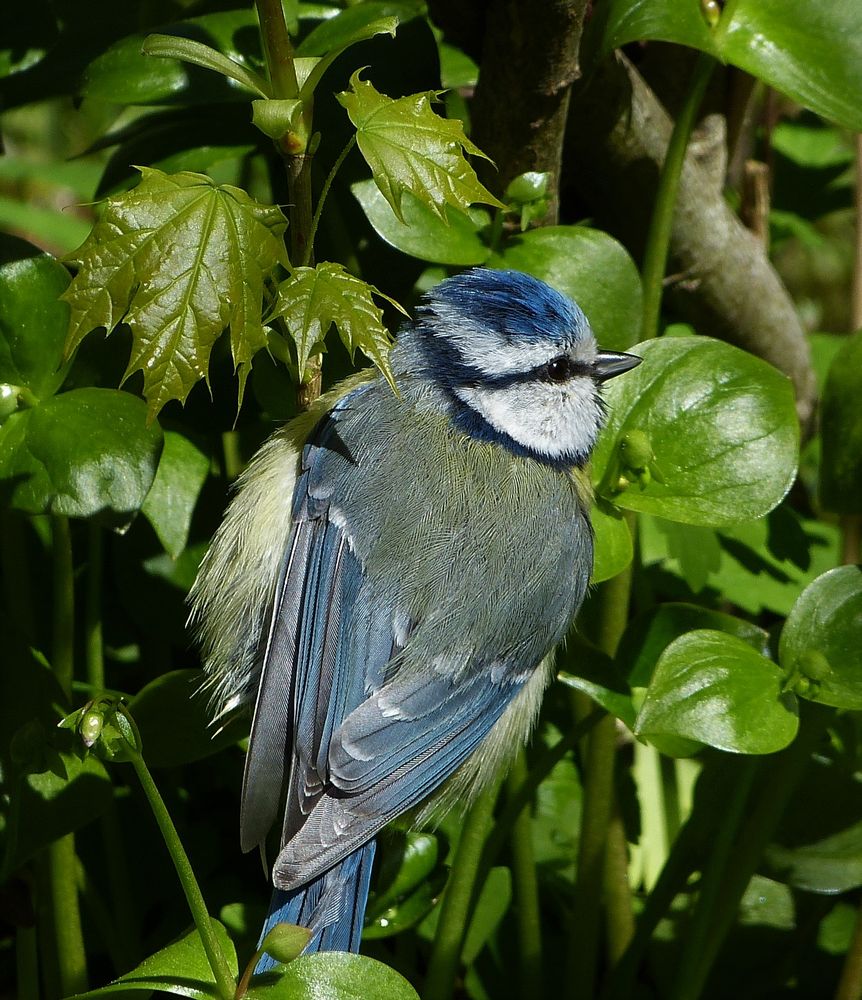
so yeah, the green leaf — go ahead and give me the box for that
[558,637,636,729]
[259,923,312,965]
[352,179,491,265]
[269,263,399,388]
[635,630,798,755]
[592,338,799,526]
[295,6,400,100]
[0,388,163,521]
[488,226,642,351]
[82,10,263,106]
[337,71,504,223]
[819,329,862,514]
[129,670,246,767]
[69,921,237,998]
[649,519,722,593]
[249,951,419,999]
[779,566,862,710]
[616,602,769,689]
[142,430,210,558]
[590,500,633,584]
[592,0,862,131]
[142,33,270,97]
[0,252,71,404]
[62,168,289,418]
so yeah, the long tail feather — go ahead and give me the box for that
[255,840,377,972]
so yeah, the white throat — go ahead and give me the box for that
[454,378,603,462]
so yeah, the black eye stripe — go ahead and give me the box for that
[537,356,592,383]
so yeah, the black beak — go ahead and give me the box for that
[594,351,642,382]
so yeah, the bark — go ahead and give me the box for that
[470,0,589,223]
[566,54,817,428]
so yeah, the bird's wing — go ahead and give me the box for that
[240,388,396,854]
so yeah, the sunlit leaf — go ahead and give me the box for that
[337,71,504,223]
[0,388,162,522]
[68,921,237,998]
[635,630,798,755]
[269,263,400,388]
[592,338,799,526]
[62,168,289,418]
[779,566,862,710]
[592,0,862,131]
[590,500,633,584]
[249,951,419,999]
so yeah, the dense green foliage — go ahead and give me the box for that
[1,1,861,998]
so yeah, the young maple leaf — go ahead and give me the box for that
[62,167,289,418]
[337,71,505,224]
[268,263,403,390]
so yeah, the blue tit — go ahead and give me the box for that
[188,267,640,967]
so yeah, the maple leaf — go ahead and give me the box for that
[62,167,289,418]
[269,264,403,390]
[337,72,505,224]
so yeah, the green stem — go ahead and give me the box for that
[222,431,243,481]
[255,0,298,98]
[47,835,88,996]
[841,514,861,565]
[424,778,503,1000]
[669,758,758,1000]
[125,730,235,1000]
[303,134,356,267]
[51,515,74,700]
[568,545,634,999]
[640,52,714,341]
[507,749,543,998]
[834,902,862,1000]
[85,523,104,691]
[604,806,634,965]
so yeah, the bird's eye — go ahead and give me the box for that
[546,356,571,382]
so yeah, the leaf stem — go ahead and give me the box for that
[303,134,357,268]
[255,0,299,99]
[16,925,39,1000]
[568,540,634,999]
[424,777,503,1000]
[47,835,88,995]
[123,714,235,1000]
[640,52,714,341]
[507,749,543,999]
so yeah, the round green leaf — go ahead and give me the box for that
[635,630,799,754]
[129,669,246,767]
[0,387,163,520]
[0,253,70,399]
[590,500,633,584]
[352,179,490,265]
[617,602,770,688]
[592,337,799,526]
[779,566,862,710]
[251,951,419,1000]
[593,0,862,132]
[819,329,862,514]
[488,226,642,351]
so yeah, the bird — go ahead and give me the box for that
[188,267,640,969]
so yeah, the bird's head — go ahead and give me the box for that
[400,268,640,468]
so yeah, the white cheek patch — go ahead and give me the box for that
[455,378,603,461]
